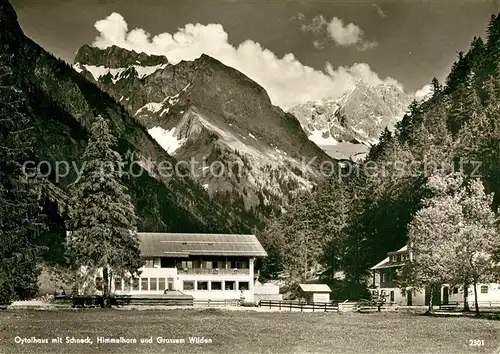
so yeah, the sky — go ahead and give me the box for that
[10,0,500,109]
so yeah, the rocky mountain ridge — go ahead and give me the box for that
[289,80,413,161]
[73,46,336,217]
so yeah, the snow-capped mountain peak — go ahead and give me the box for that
[288,81,412,161]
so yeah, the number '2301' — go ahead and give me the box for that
[469,339,485,347]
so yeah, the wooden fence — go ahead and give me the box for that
[258,300,340,312]
[439,301,500,310]
[258,299,402,313]
[193,299,241,307]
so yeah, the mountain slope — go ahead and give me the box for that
[73,46,336,215]
[0,0,248,235]
[289,80,412,161]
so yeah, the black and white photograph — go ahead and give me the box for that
[1,0,500,352]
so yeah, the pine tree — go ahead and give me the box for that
[445,51,470,93]
[431,77,442,97]
[0,60,44,303]
[66,115,142,303]
[447,77,482,135]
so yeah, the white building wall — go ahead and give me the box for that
[447,283,500,306]
[313,293,330,303]
[375,287,426,306]
[254,282,282,302]
[109,257,257,302]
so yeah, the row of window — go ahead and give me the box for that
[112,277,175,292]
[390,254,409,263]
[388,286,491,296]
[452,285,489,294]
[109,278,249,292]
[183,280,249,291]
[143,259,249,269]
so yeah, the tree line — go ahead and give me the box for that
[0,50,142,303]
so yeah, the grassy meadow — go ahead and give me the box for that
[0,309,498,353]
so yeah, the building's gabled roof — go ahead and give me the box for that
[299,284,332,293]
[370,245,408,270]
[137,233,268,258]
[387,245,408,256]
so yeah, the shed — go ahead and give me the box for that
[298,284,332,303]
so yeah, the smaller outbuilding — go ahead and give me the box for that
[298,284,332,303]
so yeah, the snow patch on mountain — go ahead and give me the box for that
[148,126,186,154]
[136,102,163,116]
[308,129,338,146]
[73,63,167,83]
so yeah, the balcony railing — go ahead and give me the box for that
[177,268,249,275]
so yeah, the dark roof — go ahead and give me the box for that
[137,233,268,258]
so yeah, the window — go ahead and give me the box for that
[238,282,249,291]
[132,278,139,291]
[144,259,160,268]
[197,281,209,291]
[232,260,248,269]
[158,278,166,291]
[181,261,193,269]
[141,278,148,291]
[150,278,157,291]
[95,277,103,291]
[225,281,235,290]
[453,287,459,294]
[481,285,488,294]
[161,257,176,268]
[123,278,131,292]
[381,273,387,283]
[114,278,122,291]
[390,291,394,302]
[211,281,222,290]
[183,281,195,290]
[401,289,406,297]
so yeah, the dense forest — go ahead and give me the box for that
[258,14,500,299]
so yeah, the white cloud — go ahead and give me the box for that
[415,84,433,101]
[300,15,377,51]
[92,13,398,110]
[301,15,328,34]
[327,17,362,46]
[372,4,388,19]
[325,62,403,91]
[312,40,324,50]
